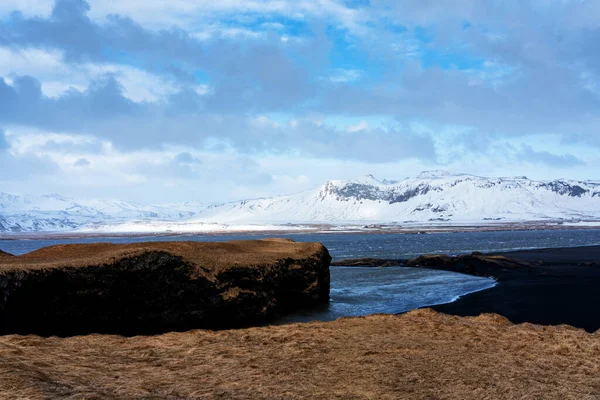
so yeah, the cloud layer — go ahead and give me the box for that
[0,0,598,202]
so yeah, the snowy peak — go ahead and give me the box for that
[350,174,383,185]
[2,172,600,233]
[192,173,600,225]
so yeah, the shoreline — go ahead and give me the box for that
[1,220,600,240]
[429,246,600,332]
[1,244,599,397]
[2,231,600,332]
[332,245,600,332]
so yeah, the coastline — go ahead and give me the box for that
[1,219,600,240]
[430,245,600,332]
[1,240,599,397]
[2,230,600,332]
[332,245,600,332]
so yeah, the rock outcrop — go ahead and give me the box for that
[0,239,331,335]
[332,253,531,277]
[331,258,401,267]
[406,253,531,277]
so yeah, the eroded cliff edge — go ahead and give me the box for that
[0,238,331,335]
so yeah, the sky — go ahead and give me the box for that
[1,0,599,204]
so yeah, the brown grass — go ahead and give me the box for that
[1,309,599,399]
[0,249,13,258]
[0,238,322,273]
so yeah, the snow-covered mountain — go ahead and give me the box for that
[2,171,600,233]
[0,192,204,232]
[191,171,600,225]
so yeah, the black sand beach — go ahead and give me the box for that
[432,245,600,332]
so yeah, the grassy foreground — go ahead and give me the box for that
[1,308,599,399]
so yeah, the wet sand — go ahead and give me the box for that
[432,245,600,332]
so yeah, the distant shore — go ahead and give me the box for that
[1,220,599,240]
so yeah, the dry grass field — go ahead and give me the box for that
[1,308,599,399]
[0,238,324,273]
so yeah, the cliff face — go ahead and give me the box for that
[0,239,331,335]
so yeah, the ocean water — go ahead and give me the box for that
[277,266,496,323]
[1,229,598,322]
[2,229,599,258]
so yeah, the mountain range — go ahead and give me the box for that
[1,171,599,233]
[0,193,203,233]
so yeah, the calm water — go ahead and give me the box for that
[1,229,598,321]
[278,266,496,323]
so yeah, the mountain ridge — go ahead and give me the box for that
[192,172,600,225]
[1,172,599,232]
[0,192,204,233]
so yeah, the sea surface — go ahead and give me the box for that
[1,229,599,322]
[277,266,496,323]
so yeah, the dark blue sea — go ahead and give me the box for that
[1,229,599,322]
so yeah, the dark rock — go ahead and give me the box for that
[331,258,401,267]
[541,181,588,197]
[0,239,331,336]
[388,184,435,204]
[331,183,383,202]
[406,254,531,278]
[0,249,13,258]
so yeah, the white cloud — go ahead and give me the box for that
[0,47,64,83]
[2,0,600,203]
[4,127,100,155]
[252,115,280,129]
[328,68,362,83]
[347,120,369,132]
[191,25,266,41]
[0,125,595,203]
[0,47,209,102]
[85,0,365,32]
[261,22,285,30]
[0,0,52,17]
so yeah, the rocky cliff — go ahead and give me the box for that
[0,239,331,335]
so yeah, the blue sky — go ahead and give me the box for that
[0,0,599,203]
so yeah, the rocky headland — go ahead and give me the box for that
[405,253,531,277]
[332,253,531,277]
[0,239,331,335]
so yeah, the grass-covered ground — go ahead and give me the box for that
[1,309,598,399]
